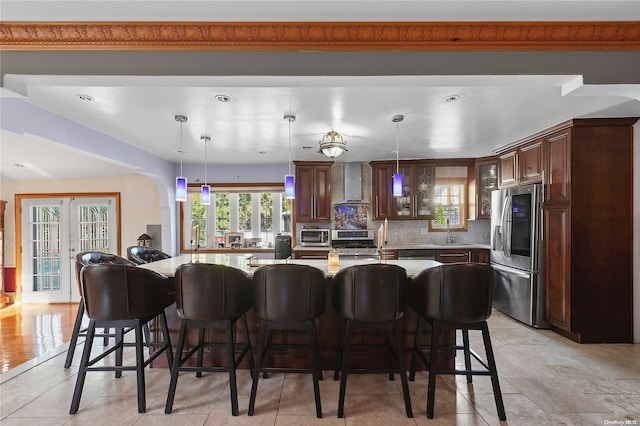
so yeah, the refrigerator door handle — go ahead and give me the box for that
[500,195,512,257]
[491,263,532,278]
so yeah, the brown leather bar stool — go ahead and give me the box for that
[248,264,326,418]
[164,263,254,416]
[126,246,172,265]
[64,251,135,369]
[408,263,506,420]
[69,263,174,414]
[331,264,413,418]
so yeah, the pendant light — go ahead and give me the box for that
[201,135,211,205]
[392,114,404,197]
[175,114,188,202]
[284,113,296,199]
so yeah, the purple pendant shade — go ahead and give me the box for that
[392,173,403,197]
[176,176,187,202]
[201,184,211,205]
[284,174,295,199]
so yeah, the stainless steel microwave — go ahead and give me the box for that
[298,229,330,246]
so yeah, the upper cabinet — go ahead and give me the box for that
[475,157,498,220]
[294,161,333,222]
[370,160,435,220]
[497,139,543,188]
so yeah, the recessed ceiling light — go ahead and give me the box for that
[302,146,314,150]
[215,94,232,103]
[443,95,461,103]
[258,151,267,154]
[76,94,94,102]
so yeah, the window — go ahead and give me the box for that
[181,184,291,251]
[429,178,467,232]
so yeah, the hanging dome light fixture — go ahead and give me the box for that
[318,130,348,159]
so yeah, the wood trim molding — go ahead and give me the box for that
[1,21,639,51]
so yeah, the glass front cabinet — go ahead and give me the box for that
[393,161,435,220]
[475,158,498,220]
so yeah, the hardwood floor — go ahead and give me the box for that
[0,303,78,374]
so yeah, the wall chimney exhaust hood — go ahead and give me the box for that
[335,162,369,205]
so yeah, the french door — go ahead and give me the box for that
[20,196,118,303]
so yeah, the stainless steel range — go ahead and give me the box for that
[330,229,379,260]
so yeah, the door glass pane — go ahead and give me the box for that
[396,165,411,216]
[77,203,111,252]
[30,206,61,293]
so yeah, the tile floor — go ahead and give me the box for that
[1,309,639,425]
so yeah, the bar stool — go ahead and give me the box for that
[248,264,326,418]
[331,264,413,418]
[70,263,174,414]
[408,263,506,420]
[164,263,254,416]
[64,251,135,369]
[126,246,172,265]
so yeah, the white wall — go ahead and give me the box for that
[1,175,161,267]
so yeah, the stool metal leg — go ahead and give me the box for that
[248,320,268,416]
[165,320,188,414]
[337,320,352,418]
[241,314,255,378]
[409,315,425,381]
[462,328,473,383]
[482,323,506,421]
[196,327,206,378]
[65,301,85,368]
[308,319,322,418]
[69,319,96,414]
[134,321,146,413]
[426,320,439,419]
[393,321,413,418]
[225,319,240,416]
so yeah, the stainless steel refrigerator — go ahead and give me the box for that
[490,183,548,328]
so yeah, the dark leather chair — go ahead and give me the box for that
[69,263,174,414]
[127,246,172,265]
[64,251,136,369]
[165,263,254,416]
[331,263,413,418]
[408,263,506,420]
[248,264,326,418]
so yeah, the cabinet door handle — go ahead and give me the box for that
[375,195,380,217]
[312,197,315,219]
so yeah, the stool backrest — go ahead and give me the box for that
[332,264,408,322]
[127,246,172,265]
[410,263,495,324]
[75,251,135,296]
[253,264,326,321]
[175,263,253,321]
[81,263,173,321]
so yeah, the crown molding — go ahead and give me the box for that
[1,21,639,51]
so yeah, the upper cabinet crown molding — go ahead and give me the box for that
[2,21,640,51]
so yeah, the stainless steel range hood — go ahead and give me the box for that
[335,162,369,204]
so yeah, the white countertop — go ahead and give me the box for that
[293,243,490,251]
[139,253,441,278]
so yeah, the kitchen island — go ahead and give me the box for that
[140,254,450,371]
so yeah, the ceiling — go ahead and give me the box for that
[2,1,640,181]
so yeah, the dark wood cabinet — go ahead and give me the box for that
[435,248,471,264]
[471,249,490,264]
[497,139,543,188]
[370,160,435,220]
[370,162,394,220]
[519,139,543,184]
[293,249,329,260]
[475,157,498,220]
[294,161,333,222]
[542,118,637,343]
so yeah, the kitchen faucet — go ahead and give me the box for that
[446,218,454,244]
